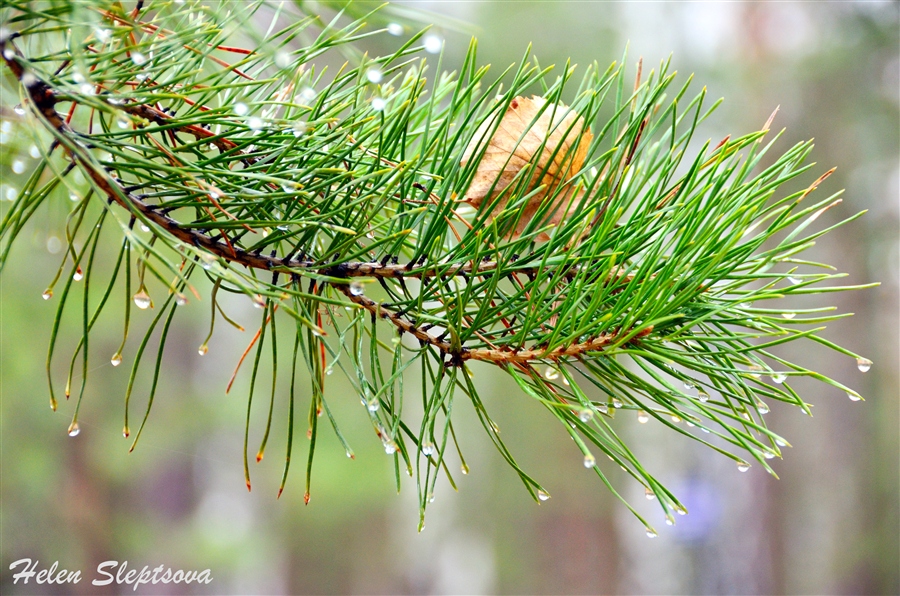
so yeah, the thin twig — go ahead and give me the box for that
[334,284,651,364]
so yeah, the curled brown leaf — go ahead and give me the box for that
[460,95,592,239]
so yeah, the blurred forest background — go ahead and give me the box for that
[1,2,898,594]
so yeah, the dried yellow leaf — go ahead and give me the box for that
[460,95,592,238]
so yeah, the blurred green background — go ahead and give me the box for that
[1,2,898,594]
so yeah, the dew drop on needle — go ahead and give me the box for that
[133,290,151,309]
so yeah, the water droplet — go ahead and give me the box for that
[756,401,770,414]
[856,357,872,373]
[111,353,122,366]
[72,267,83,281]
[645,487,656,500]
[198,344,208,356]
[371,97,386,111]
[28,144,40,158]
[788,276,801,285]
[645,528,658,538]
[683,381,695,391]
[291,121,307,137]
[665,517,675,526]
[42,289,53,300]
[274,51,290,69]
[421,442,434,456]
[747,364,763,378]
[537,489,550,501]
[175,292,187,306]
[366,67,383,84]
[597,403,608,414]
[775,438,787,447]
[423,34,443,54]
[123,426,130,438]
[14,104,25,116]
[637,411,649,424]
[782,312,795,320]
[131,52,146,66]
[252,294,266,309]
[95,27,111,43]
[544,367,559,380]
[234,102,249,116]
[737,462,750,472]
[697,390,710,402]
[199,252,217,270]
[612,397,622,408]
[384,442,397,455]
[80,83,94,95]
[578,408,593,423]
[133,289,151,309]
[461,463,469,475]
[670,414,681,423]
[72,70,86,84]
[136,73,149,82]
[847,392,862,402]
[349,281,365,296]
[67,422,80,437]
[300,86,316,102]
[45,235,61,254]
[367,399,380,412]
[583,453,595,468]
[676,505,687,516]
[248,116,264,130]
[387,22,404,36]
[771,372,787,384]
[117,117,129,129]
[11,159,25,174]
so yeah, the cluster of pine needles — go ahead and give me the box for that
[0,0,876,533]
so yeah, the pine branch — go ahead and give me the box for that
[0,0,877,535]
